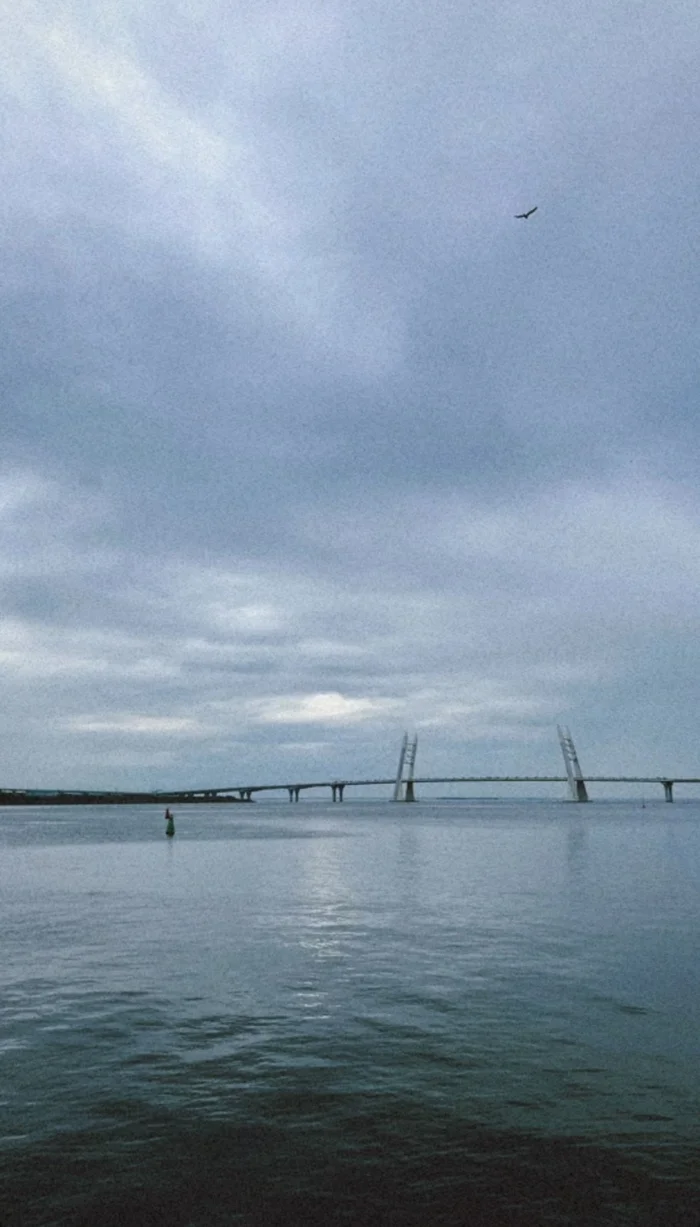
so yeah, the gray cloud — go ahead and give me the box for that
[1,1,699,791]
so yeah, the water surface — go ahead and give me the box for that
[1,800,699,1225]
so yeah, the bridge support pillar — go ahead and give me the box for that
[331,783,345,802]
[662,780,674,802]
[288,786,301,802]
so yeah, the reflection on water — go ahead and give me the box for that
[397,822,421,907]
[1,800,700,1225]
[565,818,587,878]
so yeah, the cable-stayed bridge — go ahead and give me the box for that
[2,729,697,805]
[152,727,698,804]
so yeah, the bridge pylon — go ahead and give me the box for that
[557,725,589,801]
[393,733,418,801]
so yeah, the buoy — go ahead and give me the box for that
[165,807,175,837]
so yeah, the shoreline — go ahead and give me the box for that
[0,792,250,806]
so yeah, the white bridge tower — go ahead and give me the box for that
[557,725,589,801]
[393,733,418,801]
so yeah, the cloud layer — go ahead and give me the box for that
[2,1,699,791]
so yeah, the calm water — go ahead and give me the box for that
[1,799,699,1226]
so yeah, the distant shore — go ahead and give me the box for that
[0,792,249,806]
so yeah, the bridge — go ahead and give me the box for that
[160,774,699,804]
[160,729,697,804]
[2,775,697,806]
[1,730,697,805]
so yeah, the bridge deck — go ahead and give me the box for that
[179,774,700,797]
[4,775,699,805]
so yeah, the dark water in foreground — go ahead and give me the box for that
[1,799,699,1226]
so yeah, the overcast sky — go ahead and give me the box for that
[1,0,699,796]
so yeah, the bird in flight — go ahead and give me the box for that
[515,206,538,219]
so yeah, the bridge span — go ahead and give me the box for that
[171,775,700,804]
[2,775,697,806]
[186,730,697,803]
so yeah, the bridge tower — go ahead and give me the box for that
[393,733,418,801]
[557,725,589,801]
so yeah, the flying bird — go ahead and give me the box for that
[515,206,538,219]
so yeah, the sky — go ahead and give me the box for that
[1,0,700,796]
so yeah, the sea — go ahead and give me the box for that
[1,798,699,1226]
